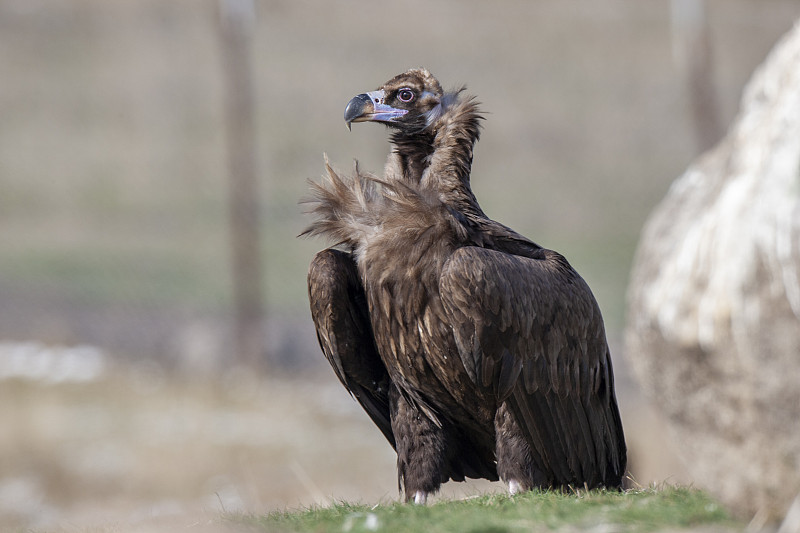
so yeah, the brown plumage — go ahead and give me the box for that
[304,69,626,503]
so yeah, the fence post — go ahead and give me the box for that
[218,0,265,369]
[671,0,723,154]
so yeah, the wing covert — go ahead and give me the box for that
[439,246,626,488]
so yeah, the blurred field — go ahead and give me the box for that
[0,352,694,532]
[1,0,799,530]
[0,354,504,531]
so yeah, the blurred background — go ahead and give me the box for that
[1,0,799,530]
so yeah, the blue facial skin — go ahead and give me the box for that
[344,89,408,129]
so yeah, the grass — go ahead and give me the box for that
[231,486,738,533]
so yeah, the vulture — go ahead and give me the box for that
[304,69,626,503]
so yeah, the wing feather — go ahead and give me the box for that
[308,248,395,448]
[440,246,626,488]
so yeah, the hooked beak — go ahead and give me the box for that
[344,89,408,130]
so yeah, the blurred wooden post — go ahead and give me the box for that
[671,0,723,154]
[218,0,265,368]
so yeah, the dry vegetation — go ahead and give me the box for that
[0,364,506,531]
[1,0,799,530]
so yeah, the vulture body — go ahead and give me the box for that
[305,69,626,502]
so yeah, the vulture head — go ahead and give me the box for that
[344,68,445,134]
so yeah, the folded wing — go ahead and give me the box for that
[308,248,395,448]
[439,246,626,488]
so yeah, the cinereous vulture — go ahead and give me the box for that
[304,69,626,503]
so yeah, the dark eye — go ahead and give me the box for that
[397,88,414,103]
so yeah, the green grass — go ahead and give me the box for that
[229,487,738,533]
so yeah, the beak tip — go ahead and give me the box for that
[344,93,372,127]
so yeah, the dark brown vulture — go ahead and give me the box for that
[304,69,626,503]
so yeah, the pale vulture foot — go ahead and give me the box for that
[413,491,428,505]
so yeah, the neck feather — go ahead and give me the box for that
[388,92,484,215]
[389,130,435,184]
[421,93,483,214]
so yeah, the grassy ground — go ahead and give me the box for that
[234,487,738,533]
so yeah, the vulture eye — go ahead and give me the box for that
[397,88,415,103]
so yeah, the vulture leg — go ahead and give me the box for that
[390,384,448,502]
[495,401,537,494]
